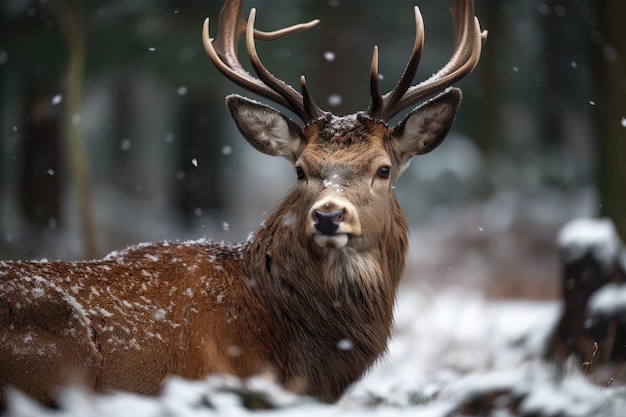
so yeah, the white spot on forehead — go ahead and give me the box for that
[322,177,345,194]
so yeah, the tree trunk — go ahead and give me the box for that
[20,89,61,229]
[51,0,99,259]
[592,0,626,239]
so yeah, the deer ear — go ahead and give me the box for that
[390,88,461,170]
[226,95,305,163]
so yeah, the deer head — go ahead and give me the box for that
[203,0,486,253]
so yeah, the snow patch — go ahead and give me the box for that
[31,287,45,298]
[557,217,622,270]
[587,283,626,316]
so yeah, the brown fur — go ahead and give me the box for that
[0,90,461,407]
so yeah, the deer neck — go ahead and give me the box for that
[241,192,408,399]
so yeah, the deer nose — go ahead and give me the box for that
[313,209,344,235]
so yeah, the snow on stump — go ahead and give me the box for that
[547,217,626,382]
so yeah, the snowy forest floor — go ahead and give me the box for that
[4,288,626,417]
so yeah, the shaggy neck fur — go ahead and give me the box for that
[242,191,408,402]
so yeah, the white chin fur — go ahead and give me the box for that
[313,233,349,249]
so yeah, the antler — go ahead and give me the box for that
[202,0,326,124]
[367,0,487,122]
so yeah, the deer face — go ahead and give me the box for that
[296,114,391,249]
[227,89,461,250]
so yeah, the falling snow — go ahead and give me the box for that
[336,338,353,351]
[120,138,132,151]
[327,94,342,106]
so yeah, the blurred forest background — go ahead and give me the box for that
[0,0,624,299]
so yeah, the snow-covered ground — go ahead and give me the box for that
[4,287,626,417]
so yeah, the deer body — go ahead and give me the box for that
[1,0,485,407]
[0,121,409,403]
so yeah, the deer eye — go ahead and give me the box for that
[376,166,391,179]
[295,167,306,180]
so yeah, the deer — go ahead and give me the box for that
[0,0,485,408]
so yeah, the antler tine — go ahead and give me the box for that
[369,46,383,115]
[245,8,326,122]
[300,75,323,122]
[202,0,324,123]
[385,6,425,108]
[392,16,484,113]
[367,6,425,119]
[369,0,485,122]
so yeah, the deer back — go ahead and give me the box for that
[0,241,271,405]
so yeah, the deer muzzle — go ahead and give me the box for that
[307,197,361,249]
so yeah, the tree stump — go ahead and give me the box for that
[547,217,626,382]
